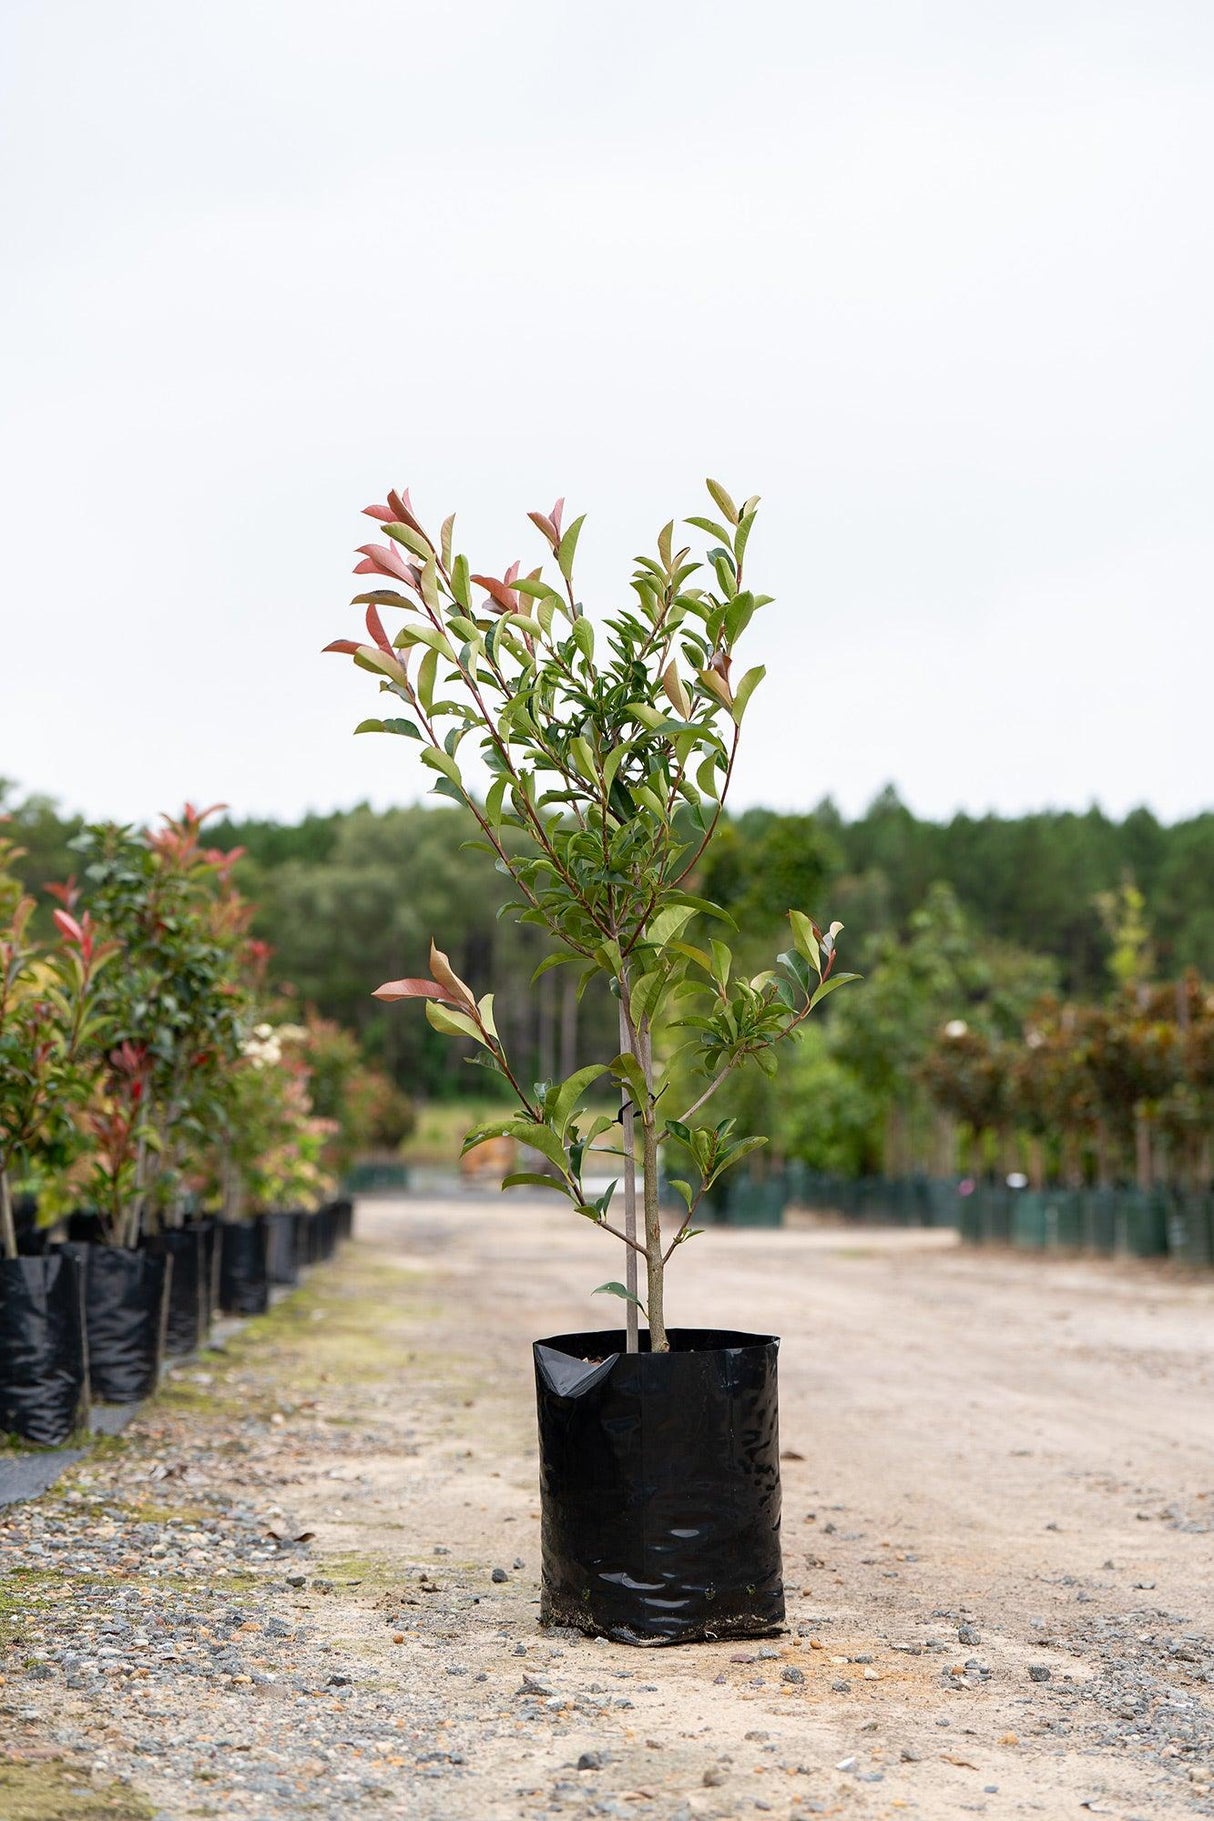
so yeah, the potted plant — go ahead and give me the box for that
[66,807,252,1395]
[0,838,115,1442]
[325,480,856,1643]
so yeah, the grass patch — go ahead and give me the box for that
[0,1571,59,1646]
[0,1762,153,1821]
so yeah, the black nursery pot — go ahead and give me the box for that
[0,1252,87,1445]
[264,1211,300,1287]
[84,1245,168,1405]
[157,1227,208,1356]
[218,1218,269,1316]
[533,1327,784,1647]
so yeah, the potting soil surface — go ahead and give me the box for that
[3,1195,1214,1820]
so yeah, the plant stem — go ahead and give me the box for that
[618,1000,639,1353]
[0,1168,16,1263]
[639,1024,667,1350]
[642,1106,666,1350]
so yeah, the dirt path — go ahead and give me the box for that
[7,1197,1214,1821]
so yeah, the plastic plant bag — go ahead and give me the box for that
[82,1245,168,1405]
[158,1228,207,1356]
[218,1219,269,1316]
[0,1252,87,1445]
[264,1211,300,1287]
[533,1327,784,1646]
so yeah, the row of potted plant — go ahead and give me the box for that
[0,808,368,1445]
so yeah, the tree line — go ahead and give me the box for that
[5,779,1213,1183]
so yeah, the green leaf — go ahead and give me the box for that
[506,1121,569,1176]
[730,664,765,724]
[608,1051,648,1108]
[709,938,732,990]
[629,969,665,1032]
[354,718,386,734]
[695,754,721,799]
[686,515,734,545]
[668,1178,694,1210]
[382,717,423,739]
[440,512,455,572]
[646,904,698,950]
[551,1063,609,1134]
[484,774,509,827]
[572,616,595,666]
[788,909,822,977]
[531,950,576,984]
[665,892,737,929]
[417,646,438,714]
[420,554,440,611]
[452,553,472,610]
[593,1282,647,1314]
[421,747,463,789]
[809,971,862,1008]
[352,647,406,684]
[557,514,586,582]
[393,622,453,658]
[705,478,740,525]
[425,999,486,1044]
[501,1172,569,1192]
[669,940,714,974]
[383,522,432,561]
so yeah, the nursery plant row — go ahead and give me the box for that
[0,802,389,1452]
[0,1197,353,1448]
[792,1168,1214,1262]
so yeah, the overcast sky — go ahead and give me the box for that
[2,1,1211,829]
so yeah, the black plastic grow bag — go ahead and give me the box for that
[218,1219,269,1316]
[82,1245,168,1404]
[534,1327,784,1646]
[264,1211,300,1287]
[0,1252,87,1445]
[156,1227,208,1356]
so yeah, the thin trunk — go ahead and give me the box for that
[0,1168,17,1262]
[618,1000,639,1354]
[559,972,578,1079]
[642,1111,665,1350]
[639,1023,667,1351]
[1134,1110,1152,1192]
[538,967,555,1083]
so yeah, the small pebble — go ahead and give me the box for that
[491,1567,509,1583]
[577,1750,602,1771]
[1028,1664,1051,1683]
[958,1624,981,1645]
[702,1765,726,1786]
[782,1665,805,1684]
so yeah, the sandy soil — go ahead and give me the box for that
[310,1196,1214,1820]
[11,1195,1214,1821]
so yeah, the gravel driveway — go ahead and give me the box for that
[3,1196,1214,1820]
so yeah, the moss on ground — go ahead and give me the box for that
[0,1762,153,1820]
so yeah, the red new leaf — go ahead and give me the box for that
[52,908,84,945]
[364,603,391,652]
[372,978,461,1004]
[470,574,518,614]
[355,542,416,584]
[323,639,361,655]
